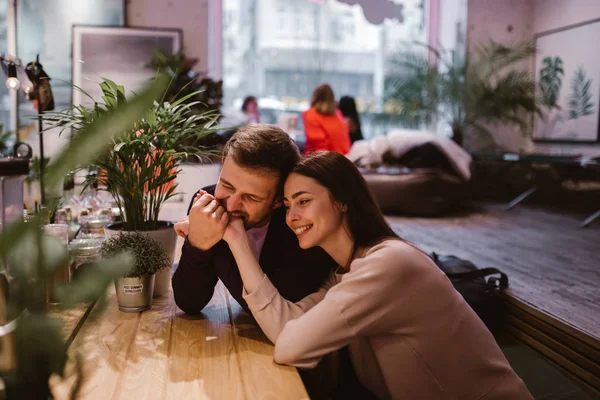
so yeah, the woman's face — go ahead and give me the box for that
[246,99,258,114]
[283,173,345,249]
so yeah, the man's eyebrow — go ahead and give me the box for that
[220,178,234,187]
[283,191,310,202]
[221,178,265,200]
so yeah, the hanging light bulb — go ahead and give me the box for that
[5,62,19,90]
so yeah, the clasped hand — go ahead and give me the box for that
[178,190,247,250]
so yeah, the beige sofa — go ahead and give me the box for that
[348,130,471,216]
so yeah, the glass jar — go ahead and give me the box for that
[78,214,110,239]
[68,239,103,280]
[43,224,70,305]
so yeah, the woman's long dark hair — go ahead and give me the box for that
[338,96,363,143]
[241,95,257,112]
[292,151,399,252]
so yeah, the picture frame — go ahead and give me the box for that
[72,26,182,107]
[533,18,600,143]
[16,0,125,116]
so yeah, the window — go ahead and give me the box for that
[222,0,430,138]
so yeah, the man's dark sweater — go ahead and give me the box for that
[172,186,336,314]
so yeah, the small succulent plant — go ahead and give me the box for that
[101,232,171,278]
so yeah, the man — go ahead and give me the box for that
[172,124,336,315]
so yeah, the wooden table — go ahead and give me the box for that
[50,281,309,400]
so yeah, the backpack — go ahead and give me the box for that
[430,252,509,333]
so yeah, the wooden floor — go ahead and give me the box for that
[385,203,600,341]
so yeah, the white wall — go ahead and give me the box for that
[467,0,534,50]
[533,0,600,33]
[532,0,600,156]
[127,0,211,76]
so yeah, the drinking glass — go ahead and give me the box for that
[43,224,70,304]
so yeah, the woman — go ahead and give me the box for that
[338,95,364,143]
[241,95,260,123]
[220,151,532,399]
[302,84,351,155]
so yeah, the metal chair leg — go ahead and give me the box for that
[581,210,600,228]
[506,186,538,210]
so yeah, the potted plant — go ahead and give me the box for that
[148,48,226,154]
[0,75,168,399]
[101,232,171,312]
[385,40,547,151]
[40,76,220,296]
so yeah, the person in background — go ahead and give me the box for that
[241,95,260,123]
[220,151,534,400]
[338,96,364,144]
[302,84,350,155]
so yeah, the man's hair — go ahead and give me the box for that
[222,124,300,193]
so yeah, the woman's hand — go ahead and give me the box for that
[223,216,265,295]
[174,217,190,238]
[223,217,248,247]
[174,191,206,238]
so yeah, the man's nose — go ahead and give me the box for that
[226,193,243,211]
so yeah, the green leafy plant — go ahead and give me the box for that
[147,48,223,116]
[0,124,11,155]
[39,76,221,231]
[0,74,170,399]
[148,48,226,152]
[101,232,170,278]
[539,56,564,107]
[385,40,545,150]
[568,65,595,120]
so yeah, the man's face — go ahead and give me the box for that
[214,156,281,229]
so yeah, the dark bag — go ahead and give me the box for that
[430,252,508,333]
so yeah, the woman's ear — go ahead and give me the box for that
[335,202,348,213]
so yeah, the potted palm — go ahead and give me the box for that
[385,40,546,151]
[101,232,171,312]
[41,77,220,296]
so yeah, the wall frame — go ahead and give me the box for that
[72,25,182,107]
[533,18,600,143]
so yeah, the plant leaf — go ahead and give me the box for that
[568,66,595,120]
[45,74,169,190]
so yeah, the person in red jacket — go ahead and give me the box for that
[302,84,351,155]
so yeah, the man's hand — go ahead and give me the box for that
[223,217,247,247]
[188,190,229,250]
[174,217,190,238]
